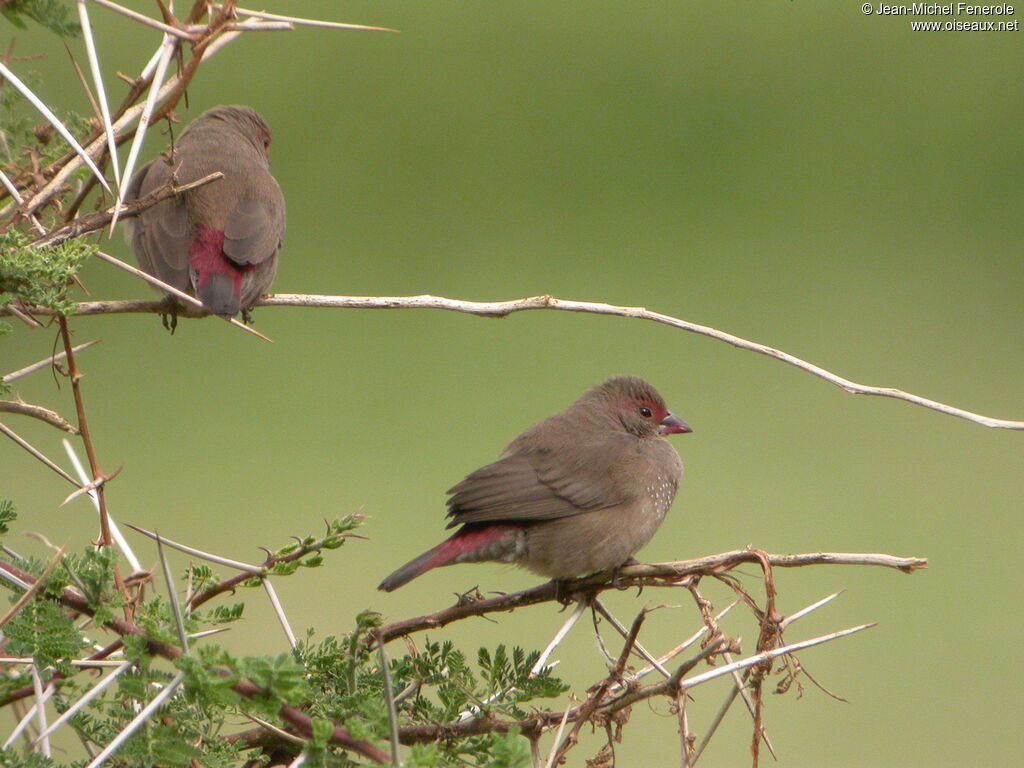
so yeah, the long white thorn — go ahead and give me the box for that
[76,0,121,186]
[113,35,176,230]
[262,579,297,650]
[83,671,184,768]
[62,439,142,572]
[0,62,110,192]
[32,662,133,746]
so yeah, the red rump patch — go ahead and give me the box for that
[424,525,518,570]
[189,229,249,298]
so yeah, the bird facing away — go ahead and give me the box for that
[124,105,286,320]
[378,376,692,592]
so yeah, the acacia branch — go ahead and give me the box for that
[374,550,926,644]
[0,400,78,433]
[0,558,391,764]
[4,293,1018,430]
[27,172,222,250]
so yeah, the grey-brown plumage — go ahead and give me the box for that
[378,377,691,591]
[124,105,285,318]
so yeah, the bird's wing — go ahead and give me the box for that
[124,159,192,290]
[222,179,285,266]
[445,432,639,527]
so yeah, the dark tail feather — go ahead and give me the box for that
[197,272,240,317]
[377,541,452,592]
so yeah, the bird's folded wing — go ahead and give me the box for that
[223,189,285,266]
[445,432,638,526]
[124,159,191,288]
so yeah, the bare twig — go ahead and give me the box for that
[3,340,100,384]
[89,250,273,341]
[0,422,81,487]
[58,318,113,550]
[85,0,196,41]
[31,662,132,747]
[113,34,176,228]
[6,293,1018,429]
[0,61,111,191]
[28,171,223,249]
[375,550,926,644]
[76,0,122,186]
[83,671,185,768]
[62,440,142,572]
[377,639,400,767]
[0,546,65,629]
[222,5,399,33]
[0,400,78,433]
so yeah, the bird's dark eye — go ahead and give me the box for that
[639,406,652,418]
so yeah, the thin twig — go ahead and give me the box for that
[2,678,54,749]
[222,5,399,32]
[28,171,223,249]
[0,546,65,630]
[531,599,588,676]
[31,662,132,747]
[89,250,273,341]
[124,522,262,573]
[262,579,296,650]
[3,340,100,384]
[113,34,176,229]
[375,551,926,644]
[85,0,196,41]
[29,666,51,758]
[76,0,122,185]
[377,639,400,767]
[592,599,671,678]
[62,440,142,573]
[0,61,111,191]
[8,293,1018,429]
[83,671,185,768]
[156,535,189,652]
[58,318,113,550]
[0,400,78,433]
[0,422,81,487]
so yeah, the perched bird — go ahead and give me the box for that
[124,105,286,320]
[378,376,691,592]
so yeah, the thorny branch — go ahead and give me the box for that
[0,3,941,766]
[4,293,1021,431]
[26,171,223,250]
[374,549,926,645]
[0,557,391,764]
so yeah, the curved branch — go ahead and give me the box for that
[0,400,78,433]
[4,293,1017,430]
[27,172,223,250]
[375,550,927,644]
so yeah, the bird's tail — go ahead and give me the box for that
[377,540,454,592]
[377,525,521,592]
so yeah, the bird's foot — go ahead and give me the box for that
[611,558,641,592]
[552,579,578,606]
[241,309,254,325]
[158,297,179,334]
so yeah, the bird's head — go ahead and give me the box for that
[188,105,274,158]
[594,376,692,439]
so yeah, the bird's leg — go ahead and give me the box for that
[553,578,587,606]
[611,557,640,590]
[241,308,254,325]
[158,296,179,334]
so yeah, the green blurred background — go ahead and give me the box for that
[3,2,1023,765]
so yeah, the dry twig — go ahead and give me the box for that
[4,293,1018,430]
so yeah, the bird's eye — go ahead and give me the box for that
[639,406,652,418]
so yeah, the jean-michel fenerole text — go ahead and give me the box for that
[873,2,1015,14]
